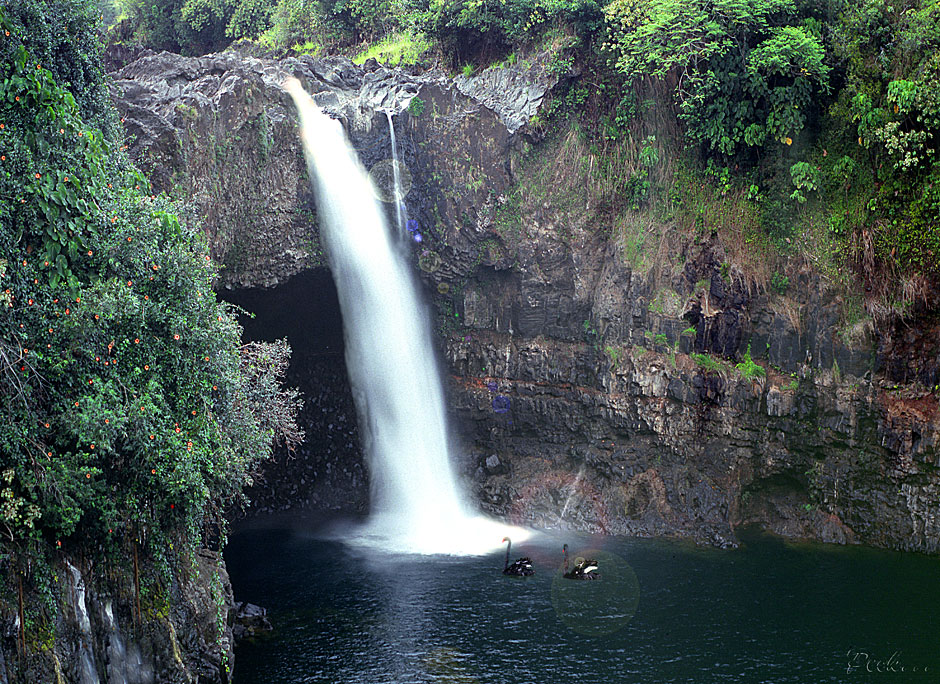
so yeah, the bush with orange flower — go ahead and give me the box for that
[0,3,302,596]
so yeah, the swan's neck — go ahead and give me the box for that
[504,541,511,569]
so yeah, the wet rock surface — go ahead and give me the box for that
[232,603,272,642]
[0,549,235,684]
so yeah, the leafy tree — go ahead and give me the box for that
[422,0,601,63]
[603,0,830,156]
[0,3,301,570]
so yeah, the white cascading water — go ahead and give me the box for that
[384,111,405,237]
[284,78,528,555]
[66,562,101,684]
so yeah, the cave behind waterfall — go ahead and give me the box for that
[222,268,368,520]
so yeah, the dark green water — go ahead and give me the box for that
[226,525,939,683]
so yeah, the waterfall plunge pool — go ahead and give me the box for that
[226,525,940,683]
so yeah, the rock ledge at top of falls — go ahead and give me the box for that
[109,49,562,289]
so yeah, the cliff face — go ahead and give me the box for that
[108,50,940,554]
[1,550,234,684]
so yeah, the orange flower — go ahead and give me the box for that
[34,173,40,179]
[204,356,209,361]
[151,468,156,474]
[134,338,140,344]
[87,378,93,384]
[127,280,132,286]
[87,250,93,256]
[140,406,145,411]
[74,401,79,407]
[105,419,109,424]
[76,297,81,303]
[212,385,217,390]
[191,410,196,415]
[94,314,99,320]
[44,422,49,428]
[64,176,68,181]
[144,365,150,370]
[127,237,132,242]
[144,295,149,300]
[1,156,5,161]
[89,446,94,452]
[65,308,70,315]
[14,96,18,102]
[173,334,180,340]
[149,434,155,440]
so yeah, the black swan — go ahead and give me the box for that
[502,537,535,576]
[563,544,599,580]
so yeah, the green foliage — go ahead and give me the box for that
[260,0,326,49]
[1,0,117,139]
[408,95,426,117]
[0,14,301,565]
[603,0,829,157]
[353,31,432,65]
[735,343,765,379]
[421,0,602,63]
[825,0,940,282]
[116,0,273,52]
[789,161,819,204]
[691,352,723,373]
[604,344,622,366]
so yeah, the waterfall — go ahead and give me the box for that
[385,111,405,238]
[284,79,528,555]
[66,562,101,684]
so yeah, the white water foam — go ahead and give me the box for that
[284,79,528,555]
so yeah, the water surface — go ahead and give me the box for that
[227,526,939,683]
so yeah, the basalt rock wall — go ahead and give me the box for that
[109,49,940,554]
[1,549,234,684]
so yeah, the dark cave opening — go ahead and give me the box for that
[221,269,368,520]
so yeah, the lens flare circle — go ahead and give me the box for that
[550,548,640,637]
